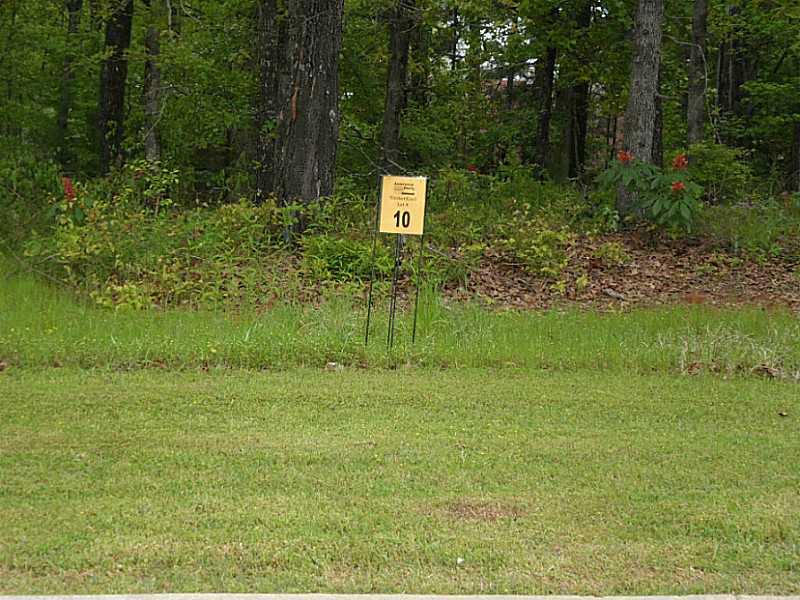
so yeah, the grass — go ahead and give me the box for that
[1,264,800,377]
[1,368,799,594]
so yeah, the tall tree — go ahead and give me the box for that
[652,64,663,167]
[272,0,345,224]
[716,4,754,124]
[380,0,416,174]
[617,0,664,217]
[533,45,557,173]
[98,0,134,174]
[254,0,281,204]
[531,6,559,175]
[57,0,83,168]
[408,8,430,107]
[687,0,708,145]
[564,1,592,179]
[142,0,163,162]
[793,120,800,192]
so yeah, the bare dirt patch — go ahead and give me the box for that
[432,500,525,522]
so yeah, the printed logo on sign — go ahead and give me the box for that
[379,176,427,236]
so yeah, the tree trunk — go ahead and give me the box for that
[716,4,749,119]
[450,6,459,71]
[652,64,663,168]
[88,0,103,30]
[566,82,589,179]
[792,121,800,192]
[99,0,134,174]
[687,0,708,145]
[57,0,83,168]
[143,0,162,163]
[380,0,416,175]
[254,0,281,204]
[409,9,429,107]
[273,0,345,225]
[617,0,664,217]
[534,45,557,174]
[2,1,20,137]
[566,2,591,180]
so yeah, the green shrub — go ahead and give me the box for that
[420,241,486,288]
[23,170,289,309]
[598,152,703,232]
[593,241,631,267]
[496,198,572,278]
[301,234,393,282]
[0,139,61,249]
[698,201,800,260]
[686,142,753,205]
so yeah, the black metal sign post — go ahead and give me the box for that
[411,229,425,344]
[364,178,383,347]
[386,234,404,348]
[364,176,428,350]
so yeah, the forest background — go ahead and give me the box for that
[1,0,799,311]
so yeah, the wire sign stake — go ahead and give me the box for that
[365,175,428,349]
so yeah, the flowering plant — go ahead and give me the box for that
[598,151,703,232]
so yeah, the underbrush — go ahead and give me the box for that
[697,200,800,261]
[14,162,608,308]
[5,154,800,312]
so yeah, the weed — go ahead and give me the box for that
[593,241,631,267]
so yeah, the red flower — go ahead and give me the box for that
[467,164,478,173]
[617,150,633,164]
[62,177,76,201]
[672,153,688,170]
[671,181,686,193]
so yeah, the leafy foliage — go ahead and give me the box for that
[598,152,704,232]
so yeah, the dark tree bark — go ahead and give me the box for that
[617,0,664,217]
[565,2,591,179]
[99,0,134,174]
[450,6,459,71]
[792,121,800,192]
[254,0,281,204]
[652,64,663,167]
[273,0,345,222]
[716,4,752,120]
[534,45,557,173]
[2,1,20,137]
[57,0,83,167]
[565,82,589,179]
[687,0,708,145]
[380,0,416,175]
[143,0,162,163]
[409,11,430,107]
[88,0,103,30]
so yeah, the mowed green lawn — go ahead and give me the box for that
[1,368,798,594]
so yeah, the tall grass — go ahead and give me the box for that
[1,259,799,375]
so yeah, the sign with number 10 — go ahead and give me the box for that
[378,176,427,236]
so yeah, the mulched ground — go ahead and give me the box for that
[444,231,800,312]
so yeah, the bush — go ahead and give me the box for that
[301,234,393,283]
[0,139,61,248]
[496,198,572,278]
[598,152,703,232]
[23,166,290,309]
[686,142,753,205]
[697,201,800,260]
[594,241,631,267]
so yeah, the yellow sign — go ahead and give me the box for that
[379,176,427,236]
